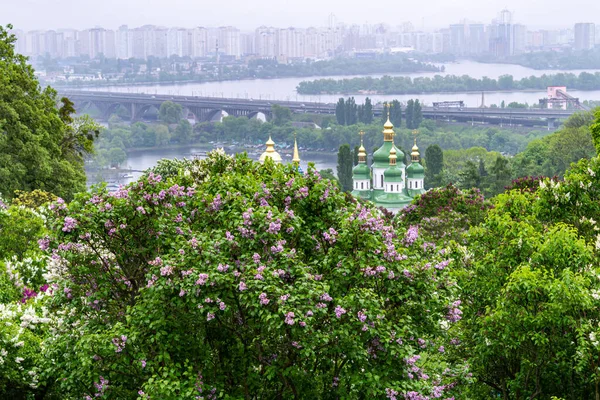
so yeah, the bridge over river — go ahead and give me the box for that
[61,90,578,129]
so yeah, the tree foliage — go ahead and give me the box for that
[336,144,353,192]
[34,151,467,399]
[158,101,183,124]
[0,25,92,200]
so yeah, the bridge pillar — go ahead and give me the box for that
[131,103,137,122]
[547,118,556,131]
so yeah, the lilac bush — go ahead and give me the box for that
[41,151,468,398]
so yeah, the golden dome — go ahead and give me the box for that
[411,138,420,162]
[259,136,282,163]
[292,134,300,164]
[383,117,394,142]
[389,146,397,165]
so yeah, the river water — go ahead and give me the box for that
[88,145,339,187]
[86,60,600,184]
[87,60,600,107]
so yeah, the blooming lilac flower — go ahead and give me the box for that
[306,310,314,317]
[207,312,215,321]
[219,302,226,311]
[179,289,186,297]
[238,281,247,291]
[210,194,222,211]
[160,265,174,276]
[20,287,37,303]
[435,260,450,270]
[357,310,367,322]
[320,293,333,302]
[270,240,286,254]
[196,273,209,285]
[316,303,326,309]
[299,321,306,327]
[284,312,295,325]
[323,227,338,244]
[418,338,426,348]
[286,227,295,233]
[334,306,347,318]
[332,376,339,387]
[62,217,78,232]
[225,231,235,241]
[38,237,50,251]
[217,264,229,273]
[298,187,309,198]
[438,346,445,353]
[259,198,269,207]
[254,274,264,280]
[136,206,146,214]
[140,360,146,368]
[385,388,398,400]
[403,225,419,246]
[259,293,270,305]
[267,220,282,234]
[280,294,290,302]
[450,338,460,345]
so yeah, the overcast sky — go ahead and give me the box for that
[2,0,599,31]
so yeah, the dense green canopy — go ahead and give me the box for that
[0,25,89,200]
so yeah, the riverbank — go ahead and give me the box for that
[296,72,600,96]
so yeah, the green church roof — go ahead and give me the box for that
[406,162,424,178]
[384,165,403,182]
[373,142,404,168]
[352,163,370,179]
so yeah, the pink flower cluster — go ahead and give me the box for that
[112,335,127,353]
[259,293,270,305]
[62,217,78,232]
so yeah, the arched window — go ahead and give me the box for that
[361,182,364,189]
[381,175,384,187]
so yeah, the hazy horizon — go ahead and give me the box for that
[3,0,599,32]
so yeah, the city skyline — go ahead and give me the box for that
[3,0,599,32]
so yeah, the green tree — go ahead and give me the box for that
[353,145,359,166]
[457,160,480,189]
[390,99,402,127]
[405,99,414,129]
[0,25,93,200]
[158,101,183,124]
[487,155,511,196]
[271,104,292,126]
[335,98,345,125]
[361,97,374,124]
[154,125,170,147]
[107,148,127,167]
[337,144,353,192]
[41,151,466,399]
[345,97,357,125]
[413,99,423,128]
[174,119,192,144]
[424,144,444,189]
[318,168,340,188]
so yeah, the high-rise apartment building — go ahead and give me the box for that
[574,23,595,50]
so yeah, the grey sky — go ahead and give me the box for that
[2,0,598,31]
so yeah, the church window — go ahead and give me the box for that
[381,175,384,187]
[361,182,364,189]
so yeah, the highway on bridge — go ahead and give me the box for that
[60,90,577,128]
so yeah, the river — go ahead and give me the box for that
[86,60,600,184]
[87,145,339,187]
[86,60,600,107]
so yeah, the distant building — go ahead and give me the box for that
[574,23,595,50]
[351,118,425,214]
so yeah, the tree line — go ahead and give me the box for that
[296,71,600,95]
